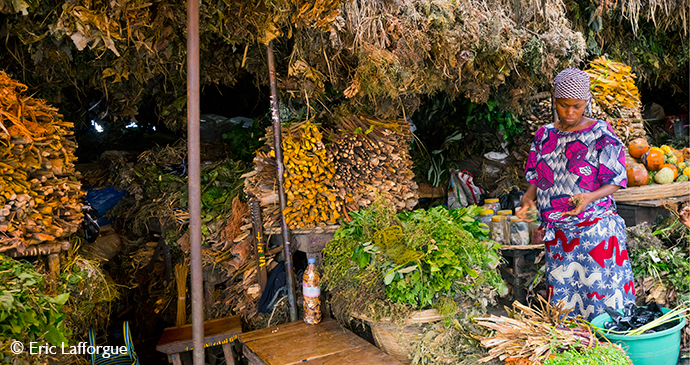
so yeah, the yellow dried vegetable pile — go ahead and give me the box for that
[280,122,340,228]
[244,121,341,230]
[585,56,642,114]
[0,71,83,250]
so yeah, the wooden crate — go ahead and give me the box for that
[616,195,689,227]
[613,181,690,202]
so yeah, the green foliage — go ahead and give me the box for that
[0,255,70,352]
[115,156,247,237]
[222,119,269,163]
[543,344,632,365]
[412,94,523,185]
[322,201,507,322]
[630,247,690,294]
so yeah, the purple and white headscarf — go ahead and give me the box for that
[554,68,591,101]
[554,68,593,116]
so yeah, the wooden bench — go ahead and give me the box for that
[156,316,242,365]
[238,317,404,365]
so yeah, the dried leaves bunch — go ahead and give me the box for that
[476,297,597,364]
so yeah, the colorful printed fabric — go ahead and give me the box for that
[545,214,635,321]
[525,120,634,320]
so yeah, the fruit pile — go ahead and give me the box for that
[626,138,690,186]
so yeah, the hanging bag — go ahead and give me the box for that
[449,169,485,206]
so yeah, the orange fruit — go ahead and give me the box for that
[628,138,650,158]
[626,163,649,186]
[642,147,665,171]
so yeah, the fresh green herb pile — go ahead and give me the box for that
[543,343,632,365]
[630,246,690,295]
[322,201,507,323]
[0,255,70,359]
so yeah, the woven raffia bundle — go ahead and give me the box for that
[0,71,83,250]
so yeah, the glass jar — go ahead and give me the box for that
[510,216,529,245]
[484,198,500,212]
[476,209,494,229]
[529,221,545,245]
[490,215,508,244]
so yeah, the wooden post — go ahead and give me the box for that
[48,253,60,280]
[250,198,267,291]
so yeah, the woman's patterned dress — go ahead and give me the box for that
[525,120,635,320]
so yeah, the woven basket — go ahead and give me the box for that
[613,181,690,202]
[352,309,444,364]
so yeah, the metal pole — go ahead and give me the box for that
[187,0,204,363]
[267,41,298,322]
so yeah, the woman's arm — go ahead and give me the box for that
[562,184,621,216]
[516,184,538,221]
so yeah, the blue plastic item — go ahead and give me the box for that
[590,307,686,365]
[86,186,127,226]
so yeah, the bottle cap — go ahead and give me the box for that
[510,216,522,222]
[479,209,494,215]
[485,198,499,203]
[491,215,502,222]
[308,257,315,264]
[497,210,512,215]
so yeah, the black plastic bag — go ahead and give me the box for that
[82,204,100,243]
[499,187,524,212]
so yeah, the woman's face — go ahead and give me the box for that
[555,98,587,128]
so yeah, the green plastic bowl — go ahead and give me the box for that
[590,307,686,365]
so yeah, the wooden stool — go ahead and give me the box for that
[156,316,242,365]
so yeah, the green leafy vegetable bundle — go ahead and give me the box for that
[322,201,507,323]
[0,255,70,353]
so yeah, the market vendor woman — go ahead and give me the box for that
[517,68,635,320]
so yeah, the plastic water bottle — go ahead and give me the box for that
[303,257,321,325]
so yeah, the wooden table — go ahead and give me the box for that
[156,316,242,365]
[501,244,544,304]
[238,318,404,365]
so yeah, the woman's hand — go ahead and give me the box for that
[516,203,535,222]
[562,192,594,216]
[517,184,538,222]
[679,205,690,228]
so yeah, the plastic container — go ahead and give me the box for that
[490,215,508,244]
[484,198,500,212]
[509,216,529,245]
[476,209,494,229]
[497,209,513,216]
[590,307,686,365]
[303,257,322,325]
[528,221,544,245]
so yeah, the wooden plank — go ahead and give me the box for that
[156,316,242,355]
[613,181,690,202]
[240,318,387,365]
[222,343,235,365]
[264,225,340,235]
[617,195,690,207]
[298,344,404,365]
[243,344,266,365]
[501,244,544,250]
[5,241,69,258]
[238,318,310,343]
